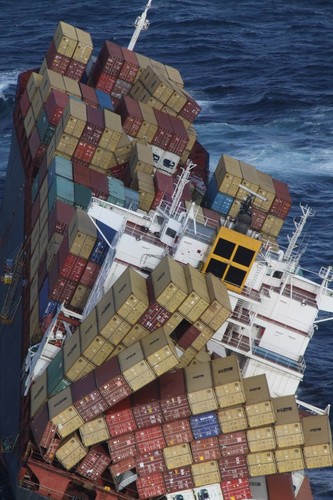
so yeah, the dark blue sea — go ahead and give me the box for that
[1,0,333,497]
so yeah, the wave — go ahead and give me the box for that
[0,70,20,100]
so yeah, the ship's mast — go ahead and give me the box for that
[128,0,153,51]
[284,204,314,262]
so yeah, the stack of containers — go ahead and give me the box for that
[76,444,111,481]
[302,414,333,469]
[41,21,93,81]
[130,171,155,211]
[185,362,218,414]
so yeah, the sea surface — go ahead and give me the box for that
[0,0,333,497]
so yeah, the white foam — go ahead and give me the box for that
[0,70,20,99]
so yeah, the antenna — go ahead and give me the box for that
[128,0,153,51]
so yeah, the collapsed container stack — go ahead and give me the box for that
[204,154,292,242]
[11,19,330,500]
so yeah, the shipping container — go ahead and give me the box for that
[71,370,109,422]
[163,418,193,447]
[159,369,191,422]
[247,426,276,452]
[112,266,149,324]
[163,466,194,494]
[218,431,249,457]
[79,415,110,447]
[136,471,166,499]
[135,449,166,476]
[191,460,221,487]
[141,326,179,376]
[246,451,277,477]
[163,442,193,469]
[76,445,111,481]
[55,433,87,470]
[105,398,137,437]
[135,425,166,454]
[185,362,218,414]
[63,328,95,382]
[117,341,156,391]
[190,436,221,463]
[190,412,220,440]
[31,404,57,448]
[48,385,85,438]
[275,447,305,473]
[94,355,132,407]
[218,454,249,481]
[108,431,137,462]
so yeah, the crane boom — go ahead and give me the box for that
[128,0,153,51]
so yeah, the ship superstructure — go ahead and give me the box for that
[1,2,333,499]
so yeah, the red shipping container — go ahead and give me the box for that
[176,323,201,350]
[270,178,292,219]
[119,46,139,83]
[48,200,75,237]
[220,478,252,500]
[65,58,86,81]
[73,139,97,163]
[132,380,163,429]
[29,127,41,158]
[110,456,136,478]
[190,436,221,463]
[137,276,171,331]
[94,356,132,407]
[20,88,30,117]
[152,109,173,150]
[81,106,104,146]
[163,466,194,493]
[31,404,57,448]
[179,90,201,122]
[218,455,249,481]
[59,278,77,305]
[72,160,91,187]
[94,70,117,94]
[115,95,143,136]
[43,437,61,464]
[218,431,249,457]
[45,89,69,127]
[159,369,191,422]
[59,251,86,282]
[76,445,111,481]
[108,432,137,463]
[46,39,71,75]
[266,474,296,500]
[250,206,267,231]
[167,115,189,156]
[79,82,99,109]
[163,419,193,446]
[98,40,123,76]
[71,371,109,422]
[135,425,166,454]
[136,472,166,500]
[90,168,109,196]
[105,398,137,437]
[135,449,166,476]
[80,261,101,288]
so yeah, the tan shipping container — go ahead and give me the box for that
[68,207,97,258]
[73,27,93,64]
[30,369,48,417]
[62,98,87,138]
[31,88,43,120]
[190,321,214,352]
[177,347,197,369]
[129,141,155,176]
[302,414,332,446]
[217,406,248,433]
[141,327,179,376]
[237,160,260,198]
[185,361,218,414]
[275,447,305,473]
[275,422,305,448]
[112,267,149,324]
[27,71,43,102]
[178,265,210,322]
[23,107,36,138]
[272,395,300,425]
[163,442,193,469]
[96,287,131,345]
[55,132,79,158]
[200,273,232,330]
[53,21,78,58]
[247,426,276,452]
[40,68,66,103]
[253,169,276,212]
[151,256,188,313]
[212,355,245,407]
[79,416,110,447]
[99,109,122,151]
[63,328,95,382]
[117,341,155,391]
[243,374,271,404]
[162,311,184,336]
[191,460,221,487]
[48,386,84,438]
[214,154,242,197]
[122,323,149,348]
[247,451,277,477]
[55,433,87,470]
[303,443,333,469]
[80,308,114,365]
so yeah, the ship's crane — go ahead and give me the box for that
[128,0,153,51]
[0,239,29,324]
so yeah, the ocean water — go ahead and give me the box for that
[0,0,333,497]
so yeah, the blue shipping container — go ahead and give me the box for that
[190,411,220,440]
[96,89,114,111]
[90,239,109,265]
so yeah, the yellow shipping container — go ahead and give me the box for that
[275,447,305,473]
[247,451,277,477]
[79,417,110,447]
[191,461,221,487]
[247,426,276,452]
[218,406,248,433]
[55,433,87,470]
[163,443,193,469]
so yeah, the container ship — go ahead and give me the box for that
[1,2,333,499]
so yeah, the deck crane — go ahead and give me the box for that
[128,0,153,51]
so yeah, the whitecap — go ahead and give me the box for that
[0,70,20,99]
